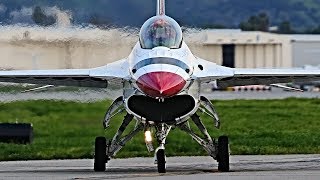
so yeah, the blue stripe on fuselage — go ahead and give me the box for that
[133,57,189,71]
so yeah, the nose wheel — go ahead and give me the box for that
[156,149,166,173]
[154,123,171,173]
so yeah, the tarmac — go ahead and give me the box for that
[0,155,319,180]
[0,88,319,103]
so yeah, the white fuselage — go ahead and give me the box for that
[129,42,196,94]
[118,15,204,124]
[122,41,202,124]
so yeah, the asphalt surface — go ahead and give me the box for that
[0,88,319,103]
[0,155,319,180]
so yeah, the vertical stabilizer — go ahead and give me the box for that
[157,0,165,15]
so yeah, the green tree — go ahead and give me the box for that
[239,12,270,32]
[278,21,294,34]
[310,25,320,34]
[88,14,111,28]
[32,6,55,26]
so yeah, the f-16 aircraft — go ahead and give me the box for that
[2,0,320,173]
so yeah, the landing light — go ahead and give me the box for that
[145,130,154,152]
[145,130,152,142]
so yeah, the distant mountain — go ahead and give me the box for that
[0,0,320,30]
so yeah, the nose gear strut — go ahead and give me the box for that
[154,123,172,173]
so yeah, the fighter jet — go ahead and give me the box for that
[1,0,320,173]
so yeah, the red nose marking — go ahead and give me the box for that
[137,72,186,98]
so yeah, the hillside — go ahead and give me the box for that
[0,0,320,30]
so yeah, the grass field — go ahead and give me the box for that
[0,98,320,161]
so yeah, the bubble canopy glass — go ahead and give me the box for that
[139,16,183,49]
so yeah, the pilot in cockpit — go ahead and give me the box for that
[140,16,182,49]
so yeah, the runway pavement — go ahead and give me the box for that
[0,88,319,103]
[0,155,319,180]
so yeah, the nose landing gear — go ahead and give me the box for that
[154,123,171,173]
[156,148,166,173]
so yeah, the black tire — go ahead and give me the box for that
[94,136,107,172]
[156,149,166,173]
[217,136,230,172]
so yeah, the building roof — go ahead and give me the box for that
[204,29,290,45]
[204,29,320,44]
[289,35,320,42]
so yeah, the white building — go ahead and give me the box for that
[201,29,320,68]
[290,35,320,67]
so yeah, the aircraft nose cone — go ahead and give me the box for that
[137,72,186,98]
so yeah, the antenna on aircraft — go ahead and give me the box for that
[157,0,165,15]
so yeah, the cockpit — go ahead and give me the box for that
[139,16,183,49]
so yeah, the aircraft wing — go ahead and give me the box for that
[217,68,320,88]
[0,59,129,88]
[193,58,320,88]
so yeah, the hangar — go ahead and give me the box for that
[290,35,320,67]
[195,30,320,69]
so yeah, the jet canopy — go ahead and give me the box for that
[139,16,183,49]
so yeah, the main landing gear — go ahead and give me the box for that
[94,97,229,173]
[94,113,144,172]
[217,136,229,172]
[178,114,230,172]
[94,136,109,172]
